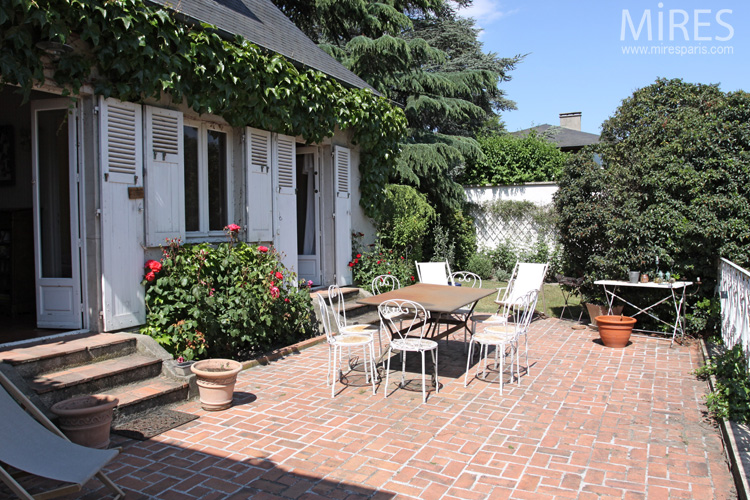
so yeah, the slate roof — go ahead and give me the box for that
[147,0,374,91]
[511,124,600,151]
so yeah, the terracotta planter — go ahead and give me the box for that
[50,394,118,449]
[595,315,637,348]
[585,303,624,326]
[191,359,243,411]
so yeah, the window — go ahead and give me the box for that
[184,121,232,236]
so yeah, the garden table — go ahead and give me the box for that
[357,283,493,344]
[593,280,693,347]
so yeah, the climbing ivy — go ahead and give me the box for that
[0,0,406,218]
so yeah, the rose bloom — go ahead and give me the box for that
[145,271,156,282]
[356,253,361,258]
[258,245,269,253]
[307,280,313,287]
[225,223,241,233]
[275,271,283,280]
[270,286,280,299]
[145,259,162,272]
[348,262,354,267]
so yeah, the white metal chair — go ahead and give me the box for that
[415,261,454,286]
[450,271,483,345]
[327,284,381,355]
[495,261,549,315]
[379,299,438,403]
[317,294,377,397]
[371,275,400,295]
[465,290,537,394]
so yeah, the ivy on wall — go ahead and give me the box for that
[0,0,406,218]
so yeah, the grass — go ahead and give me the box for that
[473,280,585,321]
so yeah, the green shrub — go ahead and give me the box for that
[445,209,477,270]
[695,344,750,423]
[350,236,416,290]
[465,252,494,279]
[379,184,436,261]
[487,243,517,279]
[141,235,316,360]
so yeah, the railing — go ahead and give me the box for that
[719,258,750,356]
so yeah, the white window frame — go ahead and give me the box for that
[184,119,233,240]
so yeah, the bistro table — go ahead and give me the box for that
[593,280,693,347]
[357,283,494,343]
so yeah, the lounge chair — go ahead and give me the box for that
[0,369,125,499]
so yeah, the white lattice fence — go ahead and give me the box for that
[469,203,556,252]
[720,258,750,358]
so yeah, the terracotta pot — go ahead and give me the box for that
[595,315,637,348]
[585,303,624,326]
[191,359,243,411]
[50,394,118,449]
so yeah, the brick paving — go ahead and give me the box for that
[83,318,734,499]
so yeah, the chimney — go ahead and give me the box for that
[559,112,581,131]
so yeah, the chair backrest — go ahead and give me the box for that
[415,261,453,286]
[372,275,400,295]
[506,262,548,303]
[327,284,347,330]
[451,271,482,288]
[378,299,429,341]
[516,290,539,332]
[317,294,336,343]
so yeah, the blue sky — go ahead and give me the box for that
[457,0,747,134]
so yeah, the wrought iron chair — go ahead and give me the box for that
[450,271,483,345]
[317,294,377,397]
[327,284,381,355]
[379,299,438,402]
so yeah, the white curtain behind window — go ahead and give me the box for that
[302,154,316,255]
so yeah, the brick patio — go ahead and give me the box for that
[87,318,734,499]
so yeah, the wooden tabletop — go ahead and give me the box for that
[357,283,494,313]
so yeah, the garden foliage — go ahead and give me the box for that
[349,234,416,290]
[695,344,750,423]
[555,78,750,332]
[141,236,316,361]
[378,184,435,262]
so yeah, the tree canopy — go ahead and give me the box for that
[554,78,750,330]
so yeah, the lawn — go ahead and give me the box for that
[473,280,585,321]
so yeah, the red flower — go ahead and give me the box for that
[348,262,355,267]
[284,298,290,303]
[225,223,241,233]
[270,286,280,299]
[377,260,382,264]
[145,271,156,282]
[275,271,283,280]
[258,245,269,253]
[410,276,415,281]
[145,260,162,273]
[356,253,362,258]
[387,271,391,274]
[400,256,404,260]
[354,258,359,264]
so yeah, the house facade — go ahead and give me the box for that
[0,0,376,343]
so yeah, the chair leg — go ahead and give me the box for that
[331,344,339,398]
[384,346,392,398]
[421,350,426,403]
[499,342,505,395]
[524,333,529,377]
[433,348,439,394]
[369,342,377,395]
[464,339,475,387]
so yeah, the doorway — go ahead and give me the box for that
[296,147,321,285]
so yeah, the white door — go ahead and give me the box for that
[333,146,352,286]
[99,98,145,331]
[273,134,297,271]
[297,147,321,284]
[31,100,83,329]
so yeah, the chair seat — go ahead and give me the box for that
[340,324,378,334]
[332,334,372,345]
[472,313,508,324]
[391,337,438,352]
[472,330,516,344]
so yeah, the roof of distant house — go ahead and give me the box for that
[148,0,374,92]
[511,124,600,150]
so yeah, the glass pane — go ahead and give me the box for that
[184,126,200,232]
[207,130,227,231]
[37,109,71,278]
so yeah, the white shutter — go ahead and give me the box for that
[98,97,145,330]
[144,106,184,247]
[246,127,273,241]
[333,146,352,286]
[100,98,141,184]
[273,133,297,270]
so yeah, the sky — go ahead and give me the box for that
[457,0,748,134]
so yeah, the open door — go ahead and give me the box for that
[296,146,321,285]
[31,100,83,329]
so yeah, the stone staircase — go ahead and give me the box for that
[0,332,194,425]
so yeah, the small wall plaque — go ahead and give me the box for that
[128,187,144,199]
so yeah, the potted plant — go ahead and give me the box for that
[191,359,243,411]
[595,315,637,348]
[172,356,195,377]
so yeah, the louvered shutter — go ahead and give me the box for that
[273,133,297,270]
[98,97,145,330]
[100,98,141,184]
[246,127,273,241]
[144,106,184,247]
[333,146,352,285]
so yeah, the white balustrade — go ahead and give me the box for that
[720,258,750,358]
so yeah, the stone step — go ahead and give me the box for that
[109,377,191,421]
[29,353,164,408]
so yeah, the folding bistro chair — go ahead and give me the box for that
[415,261,454,286]
[495,261,549,316]
[0,370,125,499]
